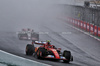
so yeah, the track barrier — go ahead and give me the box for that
[98,27,100,37]
[66,17,100,38]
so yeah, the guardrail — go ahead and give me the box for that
[66,17,100,37]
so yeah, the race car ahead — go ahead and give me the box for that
[17,28,39,41]
[25,40,73,63]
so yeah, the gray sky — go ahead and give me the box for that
[0,0,73,32]
[0,0,56,31]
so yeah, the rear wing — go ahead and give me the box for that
[34,41,46,45]
[31,33,39,41]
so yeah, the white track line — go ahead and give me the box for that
[62,19,100,62]
[72,26,100,41]
[66,22,100,42]
[60,17,100,41]
[0,50,51,66]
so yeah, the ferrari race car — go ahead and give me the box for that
[25,40,73,63]
[18,28,39,40]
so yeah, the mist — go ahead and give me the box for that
[0,0,71,32]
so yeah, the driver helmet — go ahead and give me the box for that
[28,28,31,31]
[46,40,51,45]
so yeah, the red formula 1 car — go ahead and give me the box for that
[25,40,73,63]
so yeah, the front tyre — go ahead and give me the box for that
[63,50,71,63]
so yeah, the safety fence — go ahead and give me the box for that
[66,17,100,37]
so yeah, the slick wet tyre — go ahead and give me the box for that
[26,44,35,55]
[38,47,46,57]
[63,50,71,63]
[35,47,46,59]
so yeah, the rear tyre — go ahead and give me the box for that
[63,50,71,63]
[26,44,35,55]
[35,47,46,59]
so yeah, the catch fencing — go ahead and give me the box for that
[64,5,100,37]
[66,17,100,37]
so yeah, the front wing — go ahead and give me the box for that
[43,55,67,60]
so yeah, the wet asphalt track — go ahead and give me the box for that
[0,0,100,66]
[0,18,100,66]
